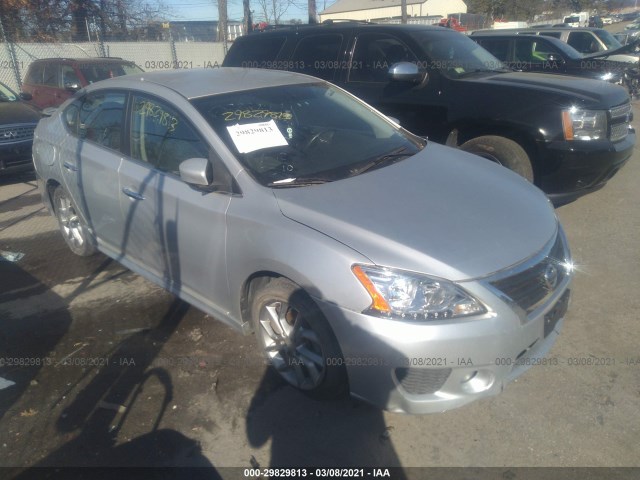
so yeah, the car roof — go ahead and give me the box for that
[29,57,134,65]
[87,67,321,99]
[247,22,455,36]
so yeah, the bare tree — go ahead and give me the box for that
[255,0,295,24]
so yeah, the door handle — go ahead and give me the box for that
[63,161,78,172]
[122,187,145,200]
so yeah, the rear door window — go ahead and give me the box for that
[224,36,287,67]
[290,34,343,81]
[567,32,601,53]
[78,91,127,152]
[475,38,510,61]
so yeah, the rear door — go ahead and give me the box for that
[58,90,127,251]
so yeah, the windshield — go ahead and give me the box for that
[594,29,623,50]
[564,16,579,23]
[192,83,425,187]
[79,62,144,84]
[408,30,506,78]
[0,82,18,102]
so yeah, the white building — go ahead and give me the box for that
[318,0,467,23]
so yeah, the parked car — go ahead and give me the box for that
[225,23,635,205]
[33,68,574,414]
[563,12,589,28]
[22,57,143,110]
[602,16,613,25]
[472,33,625,84]
[0,80,41,175]
[589,15,604,28]
[472,27,640,63]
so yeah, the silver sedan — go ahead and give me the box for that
[32,68,573,413]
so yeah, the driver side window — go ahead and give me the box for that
[349,34,416,83]
[130,95,209,176]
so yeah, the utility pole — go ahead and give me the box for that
[309,0,318,24]
[401,0,407,24]
[243,0,253,34]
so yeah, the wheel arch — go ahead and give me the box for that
[45,179,61,212]
[447,122,541,172]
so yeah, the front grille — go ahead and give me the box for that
[609,103,631,142]
[489,233,570,316]
[0,124,36,144]
[610,122,629,142]
[394,367,451,395]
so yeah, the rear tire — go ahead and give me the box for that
[53,186,96,257]
[251,278,348,399]
[460,135,534,182]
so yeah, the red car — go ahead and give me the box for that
[21,57,143,110]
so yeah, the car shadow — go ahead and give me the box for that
[11,298,219,477]
[245,285,409,472]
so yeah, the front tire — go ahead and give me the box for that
[53,186,96,257]
[251,278,348,399]
[460,135,534,182]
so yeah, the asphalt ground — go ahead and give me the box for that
[1,37,640,480]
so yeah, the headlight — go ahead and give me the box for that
[352,264,486,320]
[562,107,607,140]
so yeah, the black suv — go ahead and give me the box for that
[224,23,635,204]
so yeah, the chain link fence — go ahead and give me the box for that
[0,17,232,93]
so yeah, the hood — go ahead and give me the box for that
[0,101,41,124]
[584,39,640,59]
[273,143,557,282]
[463,71,630,106]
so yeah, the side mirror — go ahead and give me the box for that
[388,62,425,83]
[179,157,212,186]
[65,83,80,92]
[19,92,32,101]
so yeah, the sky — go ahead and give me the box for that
[164,0,337,23]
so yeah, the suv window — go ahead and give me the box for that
[78,62,143,84]
[78,92,126,151]
[291,34,342,81]
[24,63,44,85]
[42,64,59,87]
[224,36,287,67]
[539,31,562,39]
[130,94,208,175]
[515,38,561,62]
[349,34,417,83]
[474,38,509,62]
[566,31,601,53]
[62,65,81,88]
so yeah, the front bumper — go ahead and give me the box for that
[316,230,573,414]
[535,130,635,205]
[0,142,34,175]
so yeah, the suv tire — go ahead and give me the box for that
[460,135,534,182]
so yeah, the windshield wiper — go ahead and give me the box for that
[267,176,332,188]
[459,68,509,76]
[348,147,413,177]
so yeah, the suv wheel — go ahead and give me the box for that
[460,135,534,182]
[53,186,96,256]
[251,278,348,399]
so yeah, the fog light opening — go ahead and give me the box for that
[460,369,494,393]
